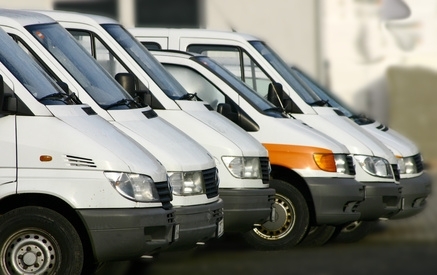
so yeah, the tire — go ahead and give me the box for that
[298,225,336,247]
[0,206,83,275]
[243,179,309,250]
[331,221,378,243]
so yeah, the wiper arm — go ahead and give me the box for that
[38,92,74,103]
[104,98,139,110]
[178,93,198,101]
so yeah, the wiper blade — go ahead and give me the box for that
[178,93,198,101]
[38,92,67,103]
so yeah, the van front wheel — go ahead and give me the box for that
[0,206,83,275]
[243,179,309,250]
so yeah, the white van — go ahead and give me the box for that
[0,27,176,275]
[131,28,407,242]
[0,9,223,251]
[151,50,368,248]
[37,10,276,238]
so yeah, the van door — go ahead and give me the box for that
[0,75,17,190]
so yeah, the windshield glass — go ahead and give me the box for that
[193,56,284,116]
[0,28,66,104]
[26,23,134,109]
[102,24,189,99]
[250,41,325,104]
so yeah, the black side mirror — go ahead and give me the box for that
[56,81,69,94]
[115,72,135,96]
[267,82,284,108]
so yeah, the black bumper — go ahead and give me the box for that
[391,172,432,219]
[219,187,276,233]
[77,207,177,262]
[357,181,403,220]
[168,199,224,250]
[306,177,365,225]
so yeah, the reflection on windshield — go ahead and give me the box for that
[193,56,283,116]
[102,24,189,99]
[250,41,323,104]
[26,23,133,109]
[0,28,66,104]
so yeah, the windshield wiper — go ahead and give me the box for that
[178,93,199,101]
[308,99,329,107]
[104,98,139,110]
[38,92,70,103]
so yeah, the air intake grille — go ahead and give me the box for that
[64,155,96,168]
[203,168,219,199]
[392,164,400,181]
[260,157,270,184]
[413,154,424,173]
[376,124,389,132]
[346,155,356,175]
[155,181,172,210]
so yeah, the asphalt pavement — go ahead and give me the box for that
[94,168,437,275]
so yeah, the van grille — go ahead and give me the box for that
[392,164,400,182]
[155,181,172,210]
[203,168,219,199]
[346,155,356,175]
[64,155,96,168]
[167,212,175,224]
[260,157,270,184]
[413,154,424,173]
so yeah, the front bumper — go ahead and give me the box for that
[168,199,224,250]
[220,187,275,233]
[391,172,432,219]
[357,182,403,220]
[306,177,365,225]
[78,207,177,262]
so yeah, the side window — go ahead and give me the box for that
[163,64,225,109]
[142,42,161,51]
[187,45,272,98]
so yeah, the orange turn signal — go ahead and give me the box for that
[313,153,336,172]
[40,155,52,162]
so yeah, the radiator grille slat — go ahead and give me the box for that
[155,181,172,210]
[203,168,219,199]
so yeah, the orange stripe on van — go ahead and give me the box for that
[262,143,335,171]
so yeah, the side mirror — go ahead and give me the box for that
[115,72,135,96]
[56,81,69,94]
[267,82,284,108]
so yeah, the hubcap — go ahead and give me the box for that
[253,193,296,240]
[3,229,57,275]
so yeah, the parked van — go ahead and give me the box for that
[0,9,223,251]
[131,28,406,242]
[150,50,367,248]
[0,27,176,275]
[37,10,276,238]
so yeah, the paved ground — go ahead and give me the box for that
[94,169,437,275]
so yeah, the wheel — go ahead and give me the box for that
[0,206,83,275]
[331,220,378,243]
[298,225,336,247]
[243,179,309,250]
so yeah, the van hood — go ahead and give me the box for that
[108,107,215,172]
[43,105,167,181]
[360,121,419,157]
[295,107,397,164]
[252,117,349,154]
[165,100,267,157]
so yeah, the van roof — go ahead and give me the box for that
[0,9,55,27]
[35,10,118,25]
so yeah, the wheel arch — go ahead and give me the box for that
[270,165,317,225]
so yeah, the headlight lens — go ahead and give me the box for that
[397,156,417,174]
[222,156,261,178]
[104,172,159,202]
[168,171,205,196]
[334,154,351,174]
[354,155,394,178]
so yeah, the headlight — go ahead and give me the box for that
[104,172,159,202]
[397,156,417,174]
[354,155,394,178]
[222,156,261,179]
[168,171,204,196]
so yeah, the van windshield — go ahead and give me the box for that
[26,23,136,110]
[193,56,285,117]
[0,28,67,105]
[250,41,323,104]
[102,24,189,100]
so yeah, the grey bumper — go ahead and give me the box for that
[78,207,177,262]
[391,172,432,219]
[168,199,224,250]
[306,177,365,225]
[219,187,276,233]
[357,182,403,220]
